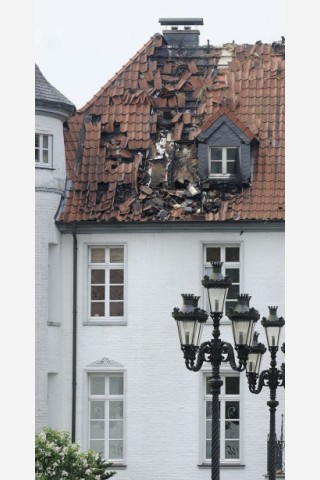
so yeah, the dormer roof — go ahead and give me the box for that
[197,106,257,143]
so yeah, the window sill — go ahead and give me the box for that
[110,464,127,470]
[35,165,55,170]
[47,321,61,327]
[209,175,237,180]
[263,474,285,478]
[83,320,127,326]
[198,463,245,469]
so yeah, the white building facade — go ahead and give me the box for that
[54,225,284,480]
[35,20,285,480]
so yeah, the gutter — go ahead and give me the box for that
[56,220,285,235]
[71,226,78,442]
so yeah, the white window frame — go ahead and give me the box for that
[203,244,242,319]
[87,244,127,325]
[35,132,53,167]
[84,367,127,466]
[209,146,237,178]
[200,370,242,466]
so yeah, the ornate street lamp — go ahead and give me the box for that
[172,261,261,480]
[246,306,285,480]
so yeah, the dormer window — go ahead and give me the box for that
[197,108,257,187]
[210,147,237,177]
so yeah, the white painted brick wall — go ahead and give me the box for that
[35,113,66,430]
[44,229,285,480]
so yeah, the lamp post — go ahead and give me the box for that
[246,307,285,480]
[172,261,260,480]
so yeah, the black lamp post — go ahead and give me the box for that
[172,261,260,480]
[246,306,285,480]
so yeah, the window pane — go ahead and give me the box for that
[206,401,212,418]
[91,270,105,284]
[211,148,222,160]
[91,286,105,301]
[226,300,237,315]
[90,376,105,395]
[227,284,239,299]
[211,161,222,174]
[227,148,237,160]
[35,149,39,162]
[206,440,211,459]
[110,247,124,263]
[227,162,236,174]
[225,268,239,283]
[226,401,239,419]
[206,419,211,438]
[110,377,123,395]
[91,302,105,317]
[225,247,239,262]
[109,420,123,439]
[42,150,49,163]
[110,302,124,317]
[109,401,123,419]
[91,248,105,263]
[90,421,105,439]
[109,440,123,459]
[110,269,124,284]
[43,135,49,148]
[225,421,239,439]
[206,377,210,394]
[206,248,220,262]
[110,286,123,300]
[225,377,239,395]
[90,401,105,419]
[90,440,104,455]
[225,440,239,459]
[35,134,39,147]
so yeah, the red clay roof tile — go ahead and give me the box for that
[58,35,285,225]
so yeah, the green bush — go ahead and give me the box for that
[35,427,116,480]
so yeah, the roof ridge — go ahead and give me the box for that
[78,34,162,113]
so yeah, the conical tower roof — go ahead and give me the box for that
[35,64,75,117]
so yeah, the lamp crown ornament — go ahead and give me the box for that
[228,294,260,320]
[261,306,285,327]
[172,293,208,321]
[267,306,279,320]
[201,261,232,289]
[180,293,200,311]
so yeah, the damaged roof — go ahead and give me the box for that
[56,32,285,225]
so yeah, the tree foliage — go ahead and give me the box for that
[35,427,116,480]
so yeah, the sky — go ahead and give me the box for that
[35,0,285,110]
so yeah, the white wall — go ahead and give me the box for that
[54,228,285,480]
[35,113,65,430]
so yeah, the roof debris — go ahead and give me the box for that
[57,33,285,224]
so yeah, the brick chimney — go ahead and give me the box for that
[159,18,203,47]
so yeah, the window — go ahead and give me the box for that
[89,246,125,321]
[204,245,240,315]
[210,147,237,177]
[203,373,240,463]
[89,373,125,462]
[197,112,254,184]
[35,133,53,166]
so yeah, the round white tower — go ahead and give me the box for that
[35,64,75,431]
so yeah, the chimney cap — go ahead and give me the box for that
[159,18,204,26]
